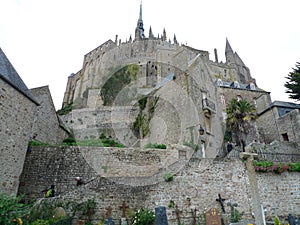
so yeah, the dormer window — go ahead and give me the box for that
[249,82,256,90]
[234,81,240,88]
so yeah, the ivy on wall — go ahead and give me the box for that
[101,64,139,106]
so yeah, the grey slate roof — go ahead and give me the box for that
[271,100,300,109]
[0,47,38,104]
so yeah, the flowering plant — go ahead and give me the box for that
[132,208,155,225]
[254,160,300,174]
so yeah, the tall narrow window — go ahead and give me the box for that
[201,141,206,158]
[282,133,289,141]
[220,94,225,105]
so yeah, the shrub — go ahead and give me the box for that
[0,193,31,225]
[57,103,73,115]
[164,173,174,182]
[132,208,155,225]
[144,143,166,149]
[62,137,77,146]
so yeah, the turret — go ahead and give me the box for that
[173,34,178,45]
[225,38,235,64]
[162,28,167,41]
[149,26,154,39]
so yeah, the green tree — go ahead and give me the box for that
[225,98,257,151]
[284,62,300,101]
[0,193,31,225]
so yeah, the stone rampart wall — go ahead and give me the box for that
[18,145,300,223]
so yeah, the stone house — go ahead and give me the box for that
[0,48,67,195]
[256,101,300,143]
[0,47,39,195]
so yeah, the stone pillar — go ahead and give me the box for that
[240,152,264,225]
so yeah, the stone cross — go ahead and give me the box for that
[120,201,129,218]
[216,194,226,213]
[227,199,238,222]
[191,208,197,225]
[105,206,112,219]
[175,205,182,225]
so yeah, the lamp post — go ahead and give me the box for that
[198,126,205,135]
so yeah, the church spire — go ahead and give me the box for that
[139,0,143,21]
[135,0,145,40]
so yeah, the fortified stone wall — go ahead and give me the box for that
[0,79,37,195]
[60,106,139,145]
[18,145,300,223]
[30,86,68,144]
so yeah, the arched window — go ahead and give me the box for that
[249,82,256,90]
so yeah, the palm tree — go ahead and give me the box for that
[225,98,257,151]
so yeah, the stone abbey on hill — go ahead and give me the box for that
[61,2,271,157]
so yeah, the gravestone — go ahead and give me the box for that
[104,217,115,225]
[155,206,168,225]
[205,208,222,225]
[288,214,299,225]
[104,206,115,225]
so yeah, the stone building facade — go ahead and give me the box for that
[30,86,68,144]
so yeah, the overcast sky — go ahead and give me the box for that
[1,0,299,109]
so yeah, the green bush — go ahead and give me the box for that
[62,137,77,146]
[57,103,73,115]
[99,134,124,147]
[132,208,155,225]
[288,161,300,172]
[164,173,174,182]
